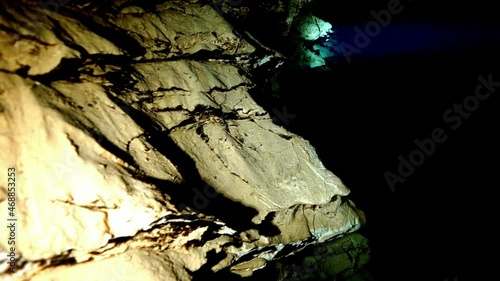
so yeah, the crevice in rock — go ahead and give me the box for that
[14,65,31,78]
[56,4,146,58]
[167,104,263,134]
[203,82,251,96]
[258,212,281,237]
[0,68,17,75]
[190,249,231,280]
[148,105,188,113]
[65,133,81,155]
[104,236,133,247]
[32,57,86,82]
[175,49,252,62]
[251,120,293,140]
[151,86,190,93]
[41,250,77,268]
[51,199,117,211]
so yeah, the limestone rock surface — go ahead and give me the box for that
[0,1,364,280]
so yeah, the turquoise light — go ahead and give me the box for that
[294,15,336,68]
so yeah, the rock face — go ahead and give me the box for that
[0,1,364,280]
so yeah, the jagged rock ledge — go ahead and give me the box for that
[0,1,365,280]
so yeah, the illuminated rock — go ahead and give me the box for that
[0,1,364,280]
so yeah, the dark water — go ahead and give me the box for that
[273,1,499,281]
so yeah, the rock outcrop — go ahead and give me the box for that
[0,1,364,280]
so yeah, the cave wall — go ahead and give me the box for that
[0,1,364,280]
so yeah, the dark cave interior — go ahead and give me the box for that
[241,0,499,280]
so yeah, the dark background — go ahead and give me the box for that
[272,1,499,281]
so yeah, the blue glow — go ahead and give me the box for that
[322,21,500,61]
